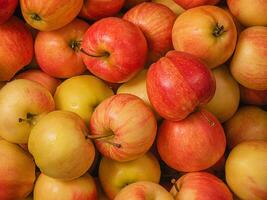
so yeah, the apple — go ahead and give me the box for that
[99,152,161,199]
[95,178,110,200]
[172,5,237,69]
[147,51,215,121]
[79,0,125,21]
[123,2,176,63]
[204,155,226,179]
[90,94,157,162]
[114,181,174,200]
[54,75,114,125]
[152,0,184,15]
[124,0,149,9]
[173,0,220,9]
[224,106,267,149]
[227,0,267,27]
[230,26,267,90]
[170,172,233,200]
[34,18,89,78]
[0,81,6,89]
[0,140,35,200]
[34,173,98,200]
[240,85,267,106]
[225,141,267,200]
[0,79,55,144]
[14,69,62,95]
[157,109,226,172]
[28,110,95,180]
[202,65,240,123]
[0,0,18,24]
[20,0,83,31]
[0,16,33,81]
[81,17,148,83]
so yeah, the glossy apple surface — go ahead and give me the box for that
[173,0,220,9]
[0,0,18,24]
[240,85,267,106]
[172,5,237,69]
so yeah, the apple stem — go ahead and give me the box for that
[200,111,215,127]
[171,179,180,192]
[80,48,110,58]
[86,134,122,148]
[213,23,225,37]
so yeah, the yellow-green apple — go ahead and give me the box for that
[225,141,267,200]
[114,181,174,200]
[99,152,161,199]
[173,0,220,9]
[0,79,55,144]
[14,69,62,95]
[79,0,125,21]
[147,51,215,121]
[123,2,176,63]
[172,6,237,69]
[240,85,267,106]
[224,106,267,149]
[34,18,89,78]
[34,173,98,200]
[170,172,233,200]
[157,109,226,172]
[202,65,240,123]
[20,0,83,31]
[54,75,114,125]
[230,26,267,90]
[0,16,33,81]
[152,0,184,15]
[0,0,18,24]
[81,17,148,83]
[28,110,95,180]
[0,140,35,200]
[227,0,267,27]
[90,94,157,162]
[124,0,148,9]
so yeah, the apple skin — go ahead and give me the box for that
[54,75,114,125]
[81,17,148,83]
[0,16,33,81]
[224,106,267,149]
[99,152,161,199]
[34,18,89,78]
[147,50,215,121]
[20,0,83,31]
[240,85,267,106]
[124,0,148,9]
[173,0,220,9]
[225,141,267,200]
[230,26,267,90]
[0,140,35,200]
[114,181,174,200]
[227,0,267,27]
[79,0,125,21]
[0,0,18,24]
[28,110,95,180]
[202,65,240,123]
[90,94,157,162]
[0,79,55,144]
[172,5,237,69]
[152,0,184,15]
[157,109,226,172]
[170,172,233,200]
[123,2,176,63]
[0,81,6,89]
[34,173,98,200]
[14,69,62,95]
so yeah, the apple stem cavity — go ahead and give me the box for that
[80,48,110,58]
[86,134,122,148]
[18,113,36,125]
[30,13,42,21]
[213,23,225,37]
[171,179,180,192]
[69,40,82,52]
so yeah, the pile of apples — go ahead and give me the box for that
[0,0,267,199]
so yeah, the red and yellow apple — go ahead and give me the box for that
[173,0,220,9]
[152,0,184,15]
[240,85,267,106]
[0,0,18,24]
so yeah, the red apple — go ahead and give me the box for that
[35,18,89,78]
[20,0,83,31]
[81,17,148,83]
[0,0,18,24]
[157,109,226,172]
[79,0,125,21]
[230,26,267,90]
[14,69,62,95]
[123,2,176,63]
[170,172,233,200]
[240,85,267,106]
[0,16,33,81]
[172,5,237,69]
[173,0,220,9]
[147,51,215,121]
[90,94,157,162]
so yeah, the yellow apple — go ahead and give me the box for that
[152,0,184,15]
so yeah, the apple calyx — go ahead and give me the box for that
[30,13,42,21]
[69,40,82,52]
[80,48,110,58]
[213,23,225,37]
[18,113,37,126]
[86,133,122,148]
